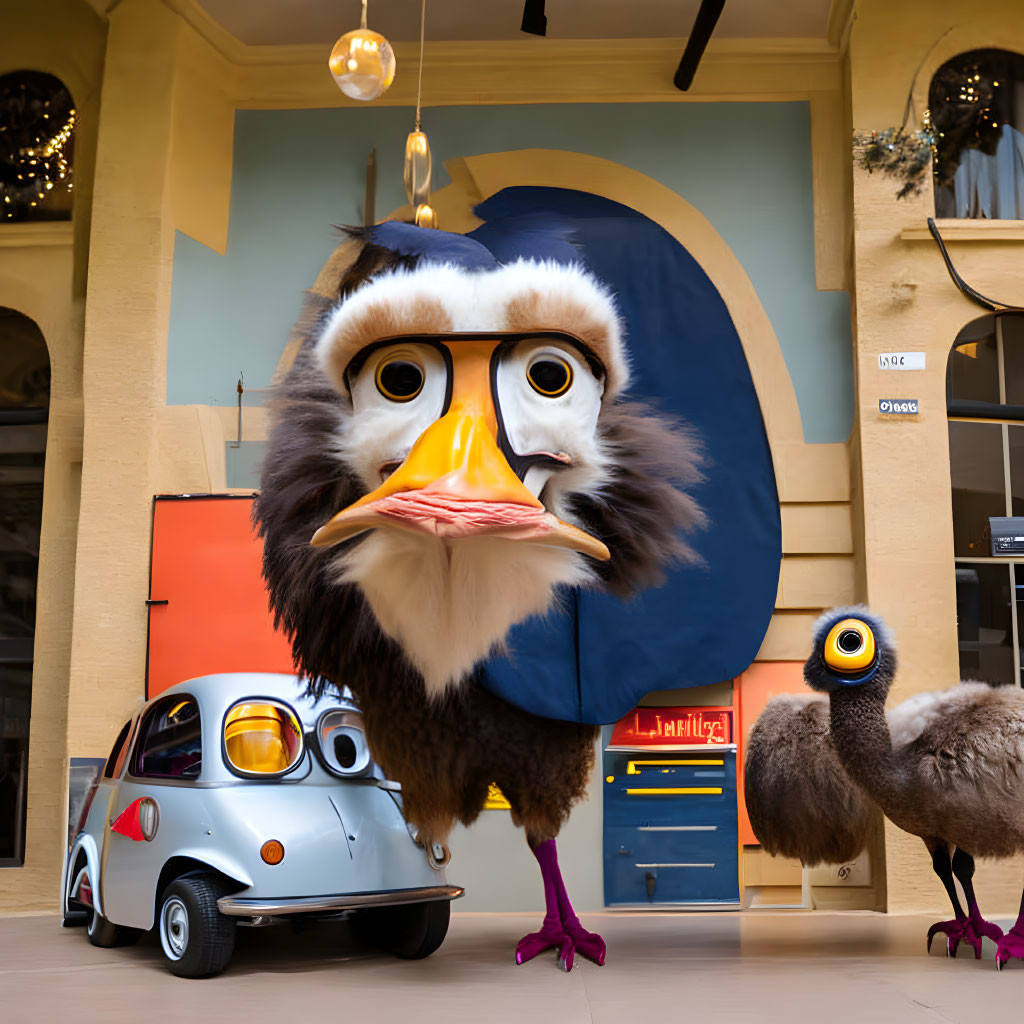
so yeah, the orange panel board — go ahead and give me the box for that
[735,661,806,845]
[147,495,295,697]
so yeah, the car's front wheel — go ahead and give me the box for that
[158,874,236,978]
[352,898,451,959]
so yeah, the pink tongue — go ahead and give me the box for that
[369,491,553,540]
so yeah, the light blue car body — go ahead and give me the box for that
[63,672,459,931]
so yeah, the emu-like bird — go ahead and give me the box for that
[747,607,1024,968]
[256,223,704,970]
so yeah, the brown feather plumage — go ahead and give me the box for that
[744,695,874,866]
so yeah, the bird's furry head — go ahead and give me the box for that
[257,227,706,698]
[804,605,897,696]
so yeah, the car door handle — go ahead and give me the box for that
[145,599,169,606]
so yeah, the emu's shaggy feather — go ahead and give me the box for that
[744,694,874,866]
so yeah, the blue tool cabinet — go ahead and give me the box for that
[603,747,740,906]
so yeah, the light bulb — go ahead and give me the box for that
[329,28,396,101]
[403,131,432,210]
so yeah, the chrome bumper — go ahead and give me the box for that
[217,884,464,918]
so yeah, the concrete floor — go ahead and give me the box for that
[2,910,1022,1022]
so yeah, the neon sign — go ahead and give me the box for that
[609,707,733,747]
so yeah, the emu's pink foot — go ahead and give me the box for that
[996,927,1024,971]
[515,924,574,971]
[565,921,606,966]
[927,918,968,958]
[928,917,1003,959]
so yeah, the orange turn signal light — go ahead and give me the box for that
[261,839,285,865]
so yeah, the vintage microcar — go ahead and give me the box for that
[61,672,462,977]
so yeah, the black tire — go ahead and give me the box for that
[157,874,236,978]
[86,907,142,948]
[352,899,450,959]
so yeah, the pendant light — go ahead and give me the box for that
[329,0,396,102]
[403,0,437,228]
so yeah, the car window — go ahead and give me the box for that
[103,720,133,779]
[131,696,202,780]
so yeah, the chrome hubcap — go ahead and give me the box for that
[160,896,189,960]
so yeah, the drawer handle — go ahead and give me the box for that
[625,787,722,796]
[637,825,717,832]
[626,759,723,774]
[636,862,715,869]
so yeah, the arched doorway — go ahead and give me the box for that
[947,310,1024,687]
[0,307,49,864]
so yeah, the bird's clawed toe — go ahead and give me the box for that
[928,917,1005,960]
[515,923,605,971]
[996,928,1024,971]
[565,922,606,966]
[515,924,563,967]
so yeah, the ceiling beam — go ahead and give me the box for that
[674,0,726,91]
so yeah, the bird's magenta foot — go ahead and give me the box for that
[515,923,573,969]
[928,917,1003,959]
[565,921,605,966]
[996,927,1024,971]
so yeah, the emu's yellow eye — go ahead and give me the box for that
[823,618,876,674]
[527,356,573,397]
[375,356,424,402]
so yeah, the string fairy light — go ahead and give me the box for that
[0,74,76,221]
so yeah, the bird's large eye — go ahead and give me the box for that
[375,356,424,402]
[823,618,876,674]
[527,356,573,397]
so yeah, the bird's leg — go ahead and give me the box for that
[515,837,575,971]
[926,844,969,957]
[552,857,606,967]
[996,888,1024,971]
[951,849,1003,959]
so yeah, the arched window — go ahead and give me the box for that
[0,71,76,223]
[930,49,1024,219]
[0,307,49,865]
[948,311,1024,687]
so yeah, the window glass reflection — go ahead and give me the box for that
[948,327,999,408]
[1002,315,1024,408]
[956,563,1014,685]
[949,420,1006,556]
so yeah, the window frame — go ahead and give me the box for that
[102,719,134,780]
[948,312,1024,688]
[128,694,203,783]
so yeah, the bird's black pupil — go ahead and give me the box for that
[528,359,569,395]
[379,360,423,399]
[334,733,357,769]
[838,629,862,654]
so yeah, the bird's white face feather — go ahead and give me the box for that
[333,532,593,695]
[316,259,626,695]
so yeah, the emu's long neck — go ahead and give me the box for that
[828,687,905,812]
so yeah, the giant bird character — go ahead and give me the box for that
[256,222,704,971]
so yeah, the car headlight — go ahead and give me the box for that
[223,699,304,777]
[315,708,372,777]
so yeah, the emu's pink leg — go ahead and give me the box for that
[515,839,604,971]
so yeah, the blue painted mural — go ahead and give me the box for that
[168,101,852,446]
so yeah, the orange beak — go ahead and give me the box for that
[311,341,609,561]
